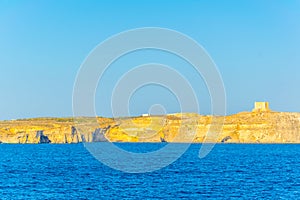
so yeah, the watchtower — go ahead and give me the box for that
[252,102,270,112]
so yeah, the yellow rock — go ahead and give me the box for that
[0,109,299,143]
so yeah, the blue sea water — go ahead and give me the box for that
[0,144,299,199]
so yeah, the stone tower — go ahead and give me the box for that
[252,102,270,112]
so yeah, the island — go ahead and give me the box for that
[0,102,299,144]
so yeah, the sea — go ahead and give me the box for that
[0,143,299,199]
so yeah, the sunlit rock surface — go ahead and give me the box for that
[0,111,299,144]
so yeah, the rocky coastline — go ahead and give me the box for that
[0,106,299,144]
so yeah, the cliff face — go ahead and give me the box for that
[0,111,299,144]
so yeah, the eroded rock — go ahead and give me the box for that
[92,127,109,142]
[0,109,299,143]
[36,130,51,144]
[221,136,232,143]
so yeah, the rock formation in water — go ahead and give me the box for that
[0,102,299,144]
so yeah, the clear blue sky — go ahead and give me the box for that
[0,0,299,120]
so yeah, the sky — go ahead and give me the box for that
[0,0,299,120]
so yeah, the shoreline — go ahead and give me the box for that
[1,142,300,145]
[1,108,299,144]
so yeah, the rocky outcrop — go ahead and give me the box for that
[92,128,109,142]
[36,130,51,144]
[0,111,299,144]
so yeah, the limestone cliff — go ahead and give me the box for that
[0,111,299,144]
